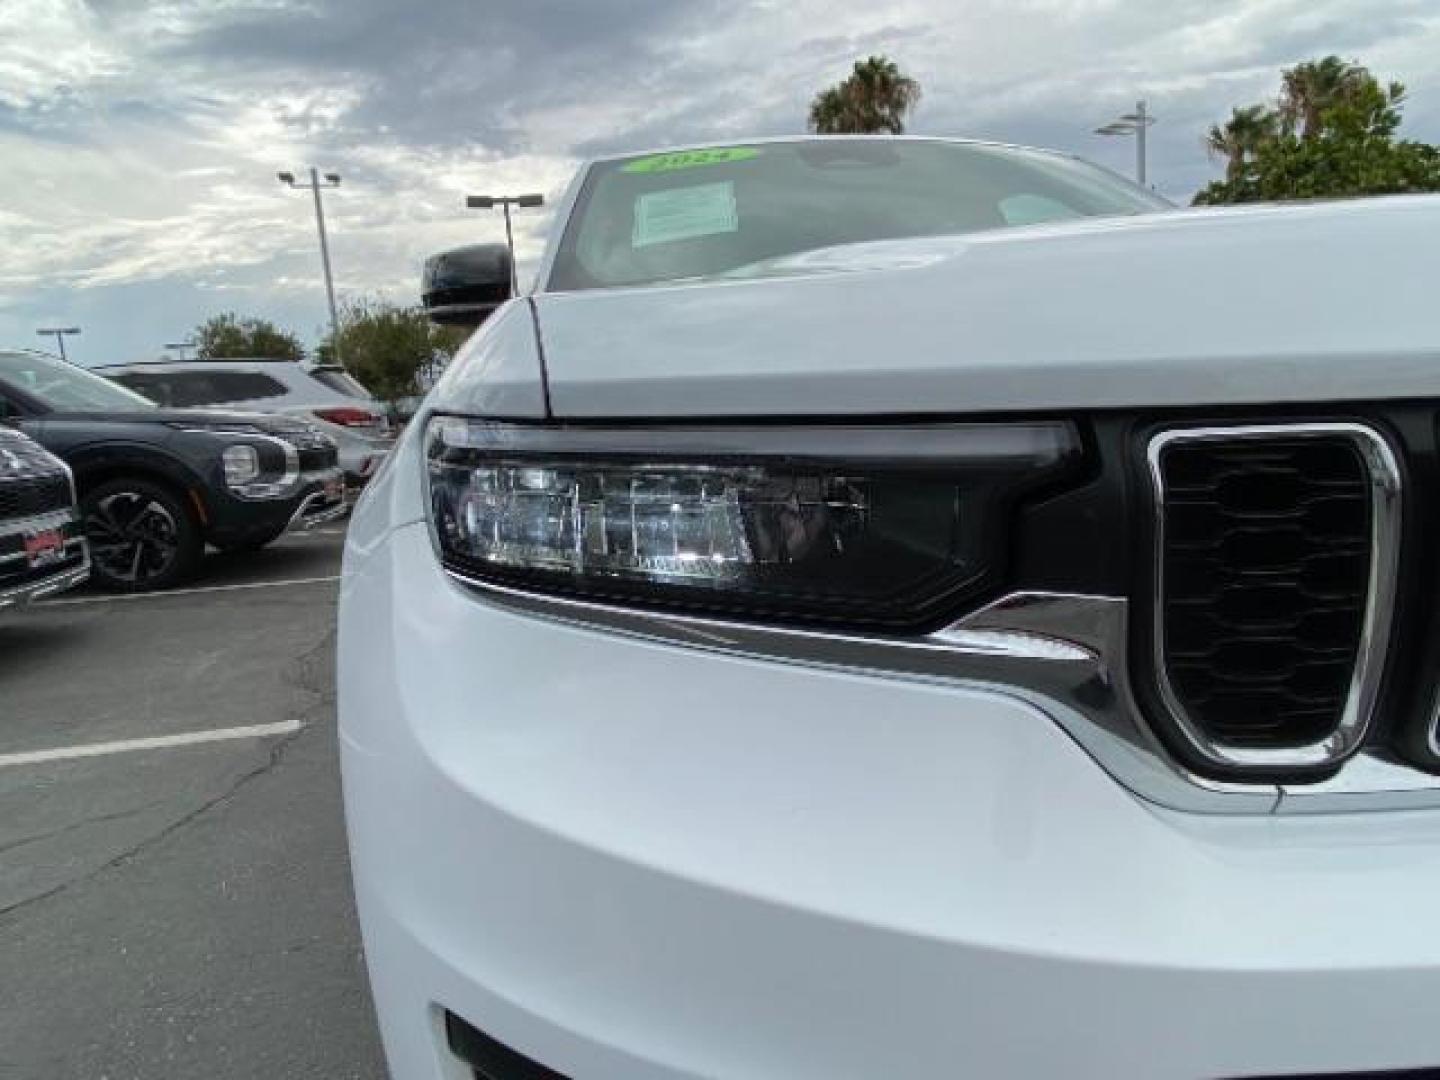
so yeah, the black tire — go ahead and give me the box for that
[81,477,203,593]
[212,523,287,554]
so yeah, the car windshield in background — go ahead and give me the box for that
[308,366,374,400]
[113,369,288,408]
[548,139,1169,291]
[0,350,154,412]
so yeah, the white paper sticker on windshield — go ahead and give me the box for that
[632,182,738,248]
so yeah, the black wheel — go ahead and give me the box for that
[82,477,203,593]
[212,523,287,554]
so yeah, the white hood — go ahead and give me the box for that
[531,196,1440,418]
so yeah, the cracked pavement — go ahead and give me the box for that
[0,530,387,1079]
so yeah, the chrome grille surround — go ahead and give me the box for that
[1146,423,1402,775]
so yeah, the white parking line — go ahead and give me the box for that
[0,719,303,768]
[44,575,340,606]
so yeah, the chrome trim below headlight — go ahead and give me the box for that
[438,575,1277,813]
[438,571,1440,815]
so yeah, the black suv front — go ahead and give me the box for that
[0,350,343,592]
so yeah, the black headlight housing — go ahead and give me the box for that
[424,418,1084,630]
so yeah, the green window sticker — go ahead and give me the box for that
[632,182,738,248]
[622,147,760,174]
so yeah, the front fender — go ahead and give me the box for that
[64,440,214,503]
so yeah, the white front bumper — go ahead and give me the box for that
[340,523,1440,1080]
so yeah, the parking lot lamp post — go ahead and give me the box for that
[1095,100,1157,187]
[278,168,345,369]
[464,193,545,295]
[36,326,80,363]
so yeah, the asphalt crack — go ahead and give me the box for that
[0,722,307,924]
[0,798,169,857]
[0,628,336,926]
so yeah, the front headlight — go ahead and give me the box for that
[222,444,260,486]
[173,424,311,500]
[216,437,299,499]
[425,418,1082,629]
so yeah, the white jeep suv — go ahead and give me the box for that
[339,137,1440,1080]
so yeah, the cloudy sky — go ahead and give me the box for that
[3,0,1438,366]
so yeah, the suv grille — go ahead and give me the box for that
[0,476,72,523]
[0,433,71,524]
[1149,425,1395,774]
[273,425,338,471]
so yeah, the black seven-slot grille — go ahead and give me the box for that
[1148,424,1395,777]
[1162,437,1370,744]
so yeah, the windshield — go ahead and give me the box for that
[308,366,375,400]
[548,139,1169,292]
[0,350,156,412]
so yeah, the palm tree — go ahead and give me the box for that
[1205,105,1279,180]
[1279,56,1367,139]
[808,56,921,135]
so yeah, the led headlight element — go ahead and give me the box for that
[222,444,261,486]
[215,437,299,499]
[426,418,1082,629]
[453,465,756,580]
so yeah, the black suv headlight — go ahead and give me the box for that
[171,423,302,499]
[424,417,1083,629]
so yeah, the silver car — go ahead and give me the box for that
[98,359,395,485]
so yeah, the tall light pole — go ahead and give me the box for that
[464,193,544,295]
[1095,100,1157,187]
[36,326,80,363]
[278,168,344,367]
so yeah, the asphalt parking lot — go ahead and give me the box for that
[0,526,387,1079]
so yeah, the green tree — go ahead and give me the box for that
[1194,57,1440,205]
[1205,104,1279,182]
[318,298,466,405]
[194,313,305,361]
[808,55,921,135]
[1279,56,1373,139]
